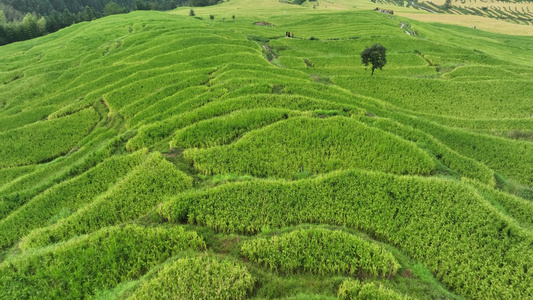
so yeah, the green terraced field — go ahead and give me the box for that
[1,0,532,299]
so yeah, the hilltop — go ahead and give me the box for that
[0,0,533,299]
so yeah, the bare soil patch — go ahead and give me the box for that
[254,21,273,26]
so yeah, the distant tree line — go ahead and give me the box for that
[0,0,221,45]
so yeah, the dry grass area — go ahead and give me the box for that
[170,0,412,18]
[171,0,533,31]
[398,12,533,35]
[431,0,532,9]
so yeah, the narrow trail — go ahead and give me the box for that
[261,44,276,62]
[412,2,439,13]
[400,22,416,36]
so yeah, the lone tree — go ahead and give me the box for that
[361,44,387,76]
[189,9,195,16]
[103,1,126,16]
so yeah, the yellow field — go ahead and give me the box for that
[430,0,533,21]
[170,0,411,18]
[398,11,533,35]
[432,0,532,9]
[171,0,532,36]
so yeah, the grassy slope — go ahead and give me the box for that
[0,0,532,299]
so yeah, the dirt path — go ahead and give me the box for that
[261,45,276,61]
[412,2,439,13]
[400,22,417,36]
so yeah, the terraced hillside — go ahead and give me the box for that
[373,0,533,35]
[415,0,533,25]
[1,0,533,298]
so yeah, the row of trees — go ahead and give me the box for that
[0,7,99,45]
[0,0,184,21]
[0,11,47,44]
[0,0,222,45]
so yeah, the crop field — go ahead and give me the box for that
[415,0,533,25]
[0,0,532,299]
[375,0,533,35]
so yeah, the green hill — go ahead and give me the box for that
[1,0,533,299]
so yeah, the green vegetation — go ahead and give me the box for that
[241,228,400,277]
[0,0,220,45]
[356,116,495,185]
[185,117,436,178]
[0,150,147,250]
[159,169,533,298]
[420,122,533,186]
[171,108,295,149]
[0,224,205,299]
[19,152,193,250]
[333,76,533,118]
[129,256,254,299]
[1,0,532,299]
[361,43,387,76]
[0,108,99,168]
[338,280,409,300]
